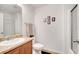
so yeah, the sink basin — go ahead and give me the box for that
[0,38,25,46]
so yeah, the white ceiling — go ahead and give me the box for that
[30,4,76,9]
[26,4,47,9]
[30,4,47,8]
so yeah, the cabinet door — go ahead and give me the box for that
[20,41,32,54]
[6,48,20,54]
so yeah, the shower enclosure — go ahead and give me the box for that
[71,5,79,54]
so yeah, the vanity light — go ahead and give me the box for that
[43,16,56,24]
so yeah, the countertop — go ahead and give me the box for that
[0,37,32,54]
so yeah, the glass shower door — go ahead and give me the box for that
[71,5,78,54]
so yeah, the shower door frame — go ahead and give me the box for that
[71,4,78,53]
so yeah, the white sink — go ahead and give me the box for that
[0,38,25,46]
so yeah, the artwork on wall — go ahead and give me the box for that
[52,17,55,22]
[43,16,56,24]
[47,16,51,24]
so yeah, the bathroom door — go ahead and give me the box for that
[71,5,78,54]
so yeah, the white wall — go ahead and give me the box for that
[34,5,65,53]
[19,5,35,36]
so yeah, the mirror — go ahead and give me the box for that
[0,4,22,36]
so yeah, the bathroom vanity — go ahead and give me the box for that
[0,37,32,54]
[5,39,32,54]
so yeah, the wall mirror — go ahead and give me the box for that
[0,4,22,36]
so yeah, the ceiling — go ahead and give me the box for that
[30,4,47,8]
[26,4,47,9]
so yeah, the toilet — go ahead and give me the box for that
[33,43,44,54]
[32,37,44,54]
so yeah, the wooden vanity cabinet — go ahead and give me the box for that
[20,40,32,54]
[6,47,20,54]
[5,40,32,54]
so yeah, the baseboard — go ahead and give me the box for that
[42,48,62,54]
